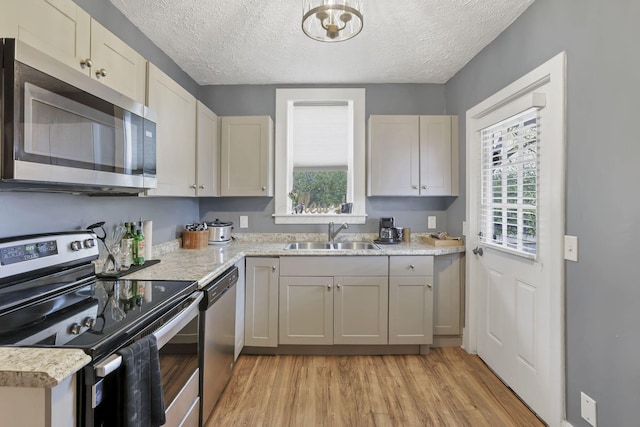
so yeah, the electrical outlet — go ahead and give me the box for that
[428,216,437,229]
[581,392,597,426]
[240,216,249,228]
[564,235,578,262]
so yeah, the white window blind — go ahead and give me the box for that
[292,103,349,170]
[479,107,539,257]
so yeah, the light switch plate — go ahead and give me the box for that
[428,216,437,229]
[581,392,597,426]
[240,216,249,228]
[564,235,578,262]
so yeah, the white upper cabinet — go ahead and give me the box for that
[2,0,146,104]
[368,115,420,196]
[2,0,91,72]
[368,115,459,196]
[88,19,146,104]
[196,101,219,197]
[146,63,197,197]
[220,116,274,197]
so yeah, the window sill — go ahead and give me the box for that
[273,213,367,225]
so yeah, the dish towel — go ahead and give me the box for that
[117,334,166,427]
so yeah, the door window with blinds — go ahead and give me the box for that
[480,108,539,258]
[291,103,352,212]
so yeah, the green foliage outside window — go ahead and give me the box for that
[292,170,347,207]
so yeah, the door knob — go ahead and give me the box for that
[472,247,484,256]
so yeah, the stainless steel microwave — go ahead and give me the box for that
[0,38,156,194]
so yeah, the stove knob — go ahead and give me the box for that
[70,323,83,335]
[83,238,96,248]
[83,317,96,328]
[70,241,82,251]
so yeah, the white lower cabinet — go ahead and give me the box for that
[388,256,434,345]
[279,275,388,345]
[278,257,388,345]
[333,276,388,345]
[244,257,279,347]
[279,276,333,345]
[247,254,456,350]
[433,253,462,336]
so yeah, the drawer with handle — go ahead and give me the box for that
[389,256,434,276]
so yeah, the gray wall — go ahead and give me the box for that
[199,84,454,234]
[0,193,199,244]
[444,0,640,425]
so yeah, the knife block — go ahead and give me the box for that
[182,230,209,249]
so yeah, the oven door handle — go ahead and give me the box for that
[95,353,122,378]
[154,292,203,348]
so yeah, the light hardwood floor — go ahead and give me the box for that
[206,347,545,427]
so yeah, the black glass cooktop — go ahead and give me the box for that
[0,276,197,360]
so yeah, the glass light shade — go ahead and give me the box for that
[302,0,363,42]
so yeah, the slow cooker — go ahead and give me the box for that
[206,219,233,244]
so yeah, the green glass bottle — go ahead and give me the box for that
[133,222,145,266]
[120,222,134,270]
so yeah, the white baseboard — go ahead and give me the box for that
[561,420,574,427]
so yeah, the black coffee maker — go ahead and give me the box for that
[377,217,402,244]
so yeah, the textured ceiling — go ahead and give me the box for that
[110,0,535,85]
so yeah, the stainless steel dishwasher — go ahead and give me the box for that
[200,266,238,424]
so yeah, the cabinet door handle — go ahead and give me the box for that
[336,284,341,289]
[327,284,332,290]
[412,185,418,190]
[427,283,433,289]
[80,58,93,68]
[190,184,197,189]
[409,264,415,269]
[272,266,277,272]
[95,68,107,78]
[422,185,428,190]
[199,185,205,189]
[261,186,266,191]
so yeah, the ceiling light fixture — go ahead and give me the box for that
[302,0,363,43]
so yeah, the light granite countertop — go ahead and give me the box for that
[123,233,465,286]
[0,348,91,388]
[0,233,464,388]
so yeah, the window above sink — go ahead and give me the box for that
[273,88,367,225]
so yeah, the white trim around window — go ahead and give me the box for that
[273,88,367,224]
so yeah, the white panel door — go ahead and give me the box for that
[466,53,566,426]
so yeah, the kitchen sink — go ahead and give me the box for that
[284,242,333,250]
[284,241,380,250]
[331,242,380,250]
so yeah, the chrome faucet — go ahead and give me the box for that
[328,222,349,242]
